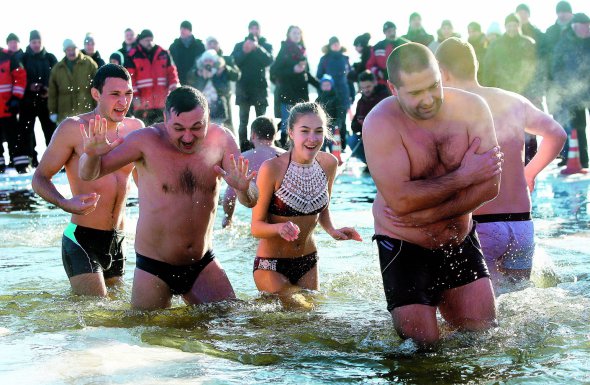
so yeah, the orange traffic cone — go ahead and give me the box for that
[332,126,343,165]
[561,129,588,175]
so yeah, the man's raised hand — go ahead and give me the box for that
[80,115,123,157]
[214,154,256,192]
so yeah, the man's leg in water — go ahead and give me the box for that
[183,258,236,305]
[69,273,107,297]
[131,269,173,310]
[439,277,497,331]
[392,304,439,346]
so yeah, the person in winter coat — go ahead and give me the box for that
[552,12,590,168]
[169,21,205,85]
[231,20,273,151]
[20,30,58,167]
[428,20,461,53]
[348,70,390,164]
[126,29,180,125]
[467,22,488,84]
[0,44,27,173]
[48,39,97,125]
[206,36,240,131]
[315,74,343,152]
[402,12,434,46]
[271,25,319,146]
[317,37,352,148]
[118,28,136,67]
[81,33,105,68]
[348,33,371,84]
[366,21,409,85]
[187,49,236,126]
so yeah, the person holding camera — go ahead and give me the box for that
[187,49,236,126]
[231,20,273,151]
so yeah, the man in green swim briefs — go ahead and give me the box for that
[32,64,144,297]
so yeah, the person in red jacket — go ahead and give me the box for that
[0,46,28,173]
[126,29,180,125]
[365,21,409,86]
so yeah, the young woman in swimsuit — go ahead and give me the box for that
[251,102,362,307]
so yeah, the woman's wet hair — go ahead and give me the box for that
[287,102,334,143]
[165,86,209,117]
[92,64,130,93]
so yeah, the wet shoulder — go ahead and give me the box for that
[52,116,86,146]
[444,87,489,118]
[363,96,400,135]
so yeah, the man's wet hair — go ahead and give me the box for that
[92,64,131,93]
[358,69,376,83]
[165,86,208,117]
[387,42,437,88]
[435,37,477,81]
[251,116,277,140]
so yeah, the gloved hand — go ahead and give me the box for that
[50,114,58,123]
[7,97,20,115]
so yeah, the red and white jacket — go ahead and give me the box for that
[126,44,179,111]
[0,49,26,118]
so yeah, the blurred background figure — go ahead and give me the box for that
[20,30,57,167]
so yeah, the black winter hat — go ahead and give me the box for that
[6,33,19,43]
[572,13,590,24]
[353,33,371,47]
[248,20,259,29]
[556,1,572,14]
[29,30,41,41]
[505,13,520,25]
[138,29,154,41]
[516,4,530,14]
[383,21,397,32]
[180,20,192,32]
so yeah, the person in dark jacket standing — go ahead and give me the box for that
[552,12,590,168]
[20,30,58,167]
[366,22,408,85]
[118,28,136,66]
[545,1,574,122]
[231,20,273,151]
[467,22,488,84]
[169,21,205,86]
[317,37,352,149]
[271,25,319,147]
[402,12,434,46]
[348,70,389,164]
[81,33,105,68]
[348,33,371,84]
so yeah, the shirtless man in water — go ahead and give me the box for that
[363,43,502,345]
[32,64,144,296]
[79,86,258,310]
[435,38,566,285]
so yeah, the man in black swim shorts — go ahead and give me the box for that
[33,64,144,296]
[363,43,502,345]
[79,86,258,309]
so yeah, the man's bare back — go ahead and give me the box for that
[435,37,566,282]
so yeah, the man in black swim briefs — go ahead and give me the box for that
[363,43,503,346]
[33,64,144,296]
[79,86,258,310]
